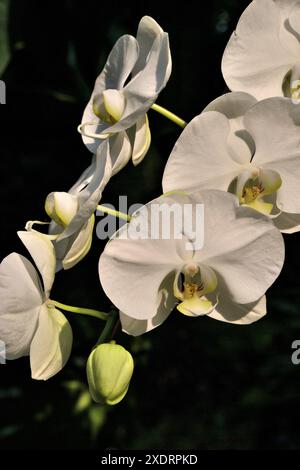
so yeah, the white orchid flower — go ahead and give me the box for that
[0,231,73,380]
[163,93,300,233]
[80,16,171,172]
[99,191,284,336]
[222,0,300,101]
[43,140,112,270]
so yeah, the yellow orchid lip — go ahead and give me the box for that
[236,167,282,216]
[243,198,274,216]
[174,263,218,317]
[177,296,217,317]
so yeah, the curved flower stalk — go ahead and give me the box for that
[43,140,112,270]
[163,94,300,233]
[222,0,300,100]
[99,191,284,336]
[0,231,73,380]
[79,16,172,171]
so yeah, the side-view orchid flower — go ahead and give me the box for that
[163,94,300,233]
[99,191,284,336]
[79,15,171,172]
[0,231,73,380]
[222,0,300,101]
[43,140,112,270]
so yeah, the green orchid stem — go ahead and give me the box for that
[96,310,119,346]
[49,300,108,321]
[97,204,131,222]
[151,103,187,128]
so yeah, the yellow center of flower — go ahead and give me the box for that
[291,79,300,102]
[183,281,204,298]
[235,168,282,216]
[282,67,300,102]
[173,263,218,317]
[240,179,264,204]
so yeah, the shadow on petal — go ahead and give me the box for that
[120,270,177,336]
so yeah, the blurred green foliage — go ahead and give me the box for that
[1,0,300,450]
[0,0,9,74]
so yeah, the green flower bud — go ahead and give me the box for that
[86,342,134,405]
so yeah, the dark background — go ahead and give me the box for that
[1,0,300,450]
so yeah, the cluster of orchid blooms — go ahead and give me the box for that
[1,1,300,405]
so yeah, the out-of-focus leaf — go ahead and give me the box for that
[0,0,9,75]
[0,425,21,439]
[63,380,84,395]
[74,390,91,414]
[88,405,106,439]
[34,404,53,423]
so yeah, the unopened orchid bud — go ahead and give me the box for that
[86,342,134,405]
[45,192,78,227]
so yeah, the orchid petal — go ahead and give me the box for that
[282,1,300,47]
[110,131,132,176]
[59,140,112,240]
[17,230,56,297]
[222,0,300,100]
[132,16,163,76]
[99,195,193,320]
[190,190,284,305]
[0,253,42,359]
[245,97,300,213]
[274,210,300,233]
[93,35,139,92]
[208,295,266,324]
[162,112,241,194]
[119,271,176,336]
[62,215,95,270]
[30,304,73,380]
[203,92,257,164]
[69,155,96,194]
[131,114,151,166]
